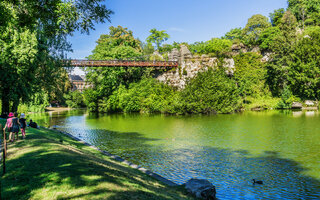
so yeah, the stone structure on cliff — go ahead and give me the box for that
[156,45,235,88]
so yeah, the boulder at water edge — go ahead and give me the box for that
[184,178,216,200]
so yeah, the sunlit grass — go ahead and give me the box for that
[1,128,194,200]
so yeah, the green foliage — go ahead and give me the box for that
[223,28,243,41]
[266,11,298,97]
[146,28,170,50]
[159,44,174,53]
[279,11,298,33]
[83,89,99,112]
[64,91,85,108]
[16,91,49,113]
[149,54,164,61]
[233,53,268,98]
[100,78,178,113]
[287,29,320,99]
[0,0,112,114]
[182,69,188,76]
[258,26,281,51]
[141,42,155,55]
[189,42,207,55]
[189,38,232,57]
[276,87,300,109]
[270,8,285,26]
[88,26,142,60]
[180,69,241,114]
[85,26,146,112]
[288,0,320,28]
[96,69,242,114]
[244,96,280,110]
[205,38,233,57]
[242,14,271,46]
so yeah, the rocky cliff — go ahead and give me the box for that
[155,45,235,88]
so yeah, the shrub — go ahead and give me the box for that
[179,68,241,114]
[64,91,85,108]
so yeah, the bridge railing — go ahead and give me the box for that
[67,59,178,68]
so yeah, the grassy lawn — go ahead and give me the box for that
[0,127,195,200]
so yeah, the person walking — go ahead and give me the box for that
[19,113,27,139]
[11,112,21,142]
[3,112,14,142]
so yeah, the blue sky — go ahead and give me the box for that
[68,0,288,60]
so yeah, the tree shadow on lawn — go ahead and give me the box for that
[1,129,192,200]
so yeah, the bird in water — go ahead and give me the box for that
[252,179,263,184]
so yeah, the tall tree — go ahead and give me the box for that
[0,0,112,114]
[288,27,320,99]
[223,28,243,41]
[266,11,298,96]
[85,26,145,111]
[242,14,271,46]
[288,0,320,28]
[146,28,170,50]
[270,8,286,26]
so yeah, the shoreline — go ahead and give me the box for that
[1,127,193,199]
[45,107,73,112]
[44,126,178,187]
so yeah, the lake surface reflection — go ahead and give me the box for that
[30,110,320,199]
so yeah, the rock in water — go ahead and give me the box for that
[185,178,216,200]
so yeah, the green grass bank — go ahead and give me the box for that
[0,127,194,200]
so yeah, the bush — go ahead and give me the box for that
[83,89,99,112]
[179,68,241,114]
[100,78,179,113]
[64,91,85,108]
[276,87,301,109]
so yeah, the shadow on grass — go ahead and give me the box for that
[1,129,191,200]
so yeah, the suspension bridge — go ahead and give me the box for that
[67,59,178,68]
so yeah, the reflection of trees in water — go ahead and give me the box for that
[29,110,87,127]
[61,128,320,199]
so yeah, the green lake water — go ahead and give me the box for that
[29,110,320,199]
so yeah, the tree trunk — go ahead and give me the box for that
[1,92,10,115]
[11,99,19,113]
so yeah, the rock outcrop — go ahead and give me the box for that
[223,58,235,76]
[168,48,179,61]
[180,44,192,59]
[156,56,218,88]
[184,178,216,200]
[292,102,303,109]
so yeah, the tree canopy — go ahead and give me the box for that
[288,0,320,28]
[85,26,145,111]
[146,28,170,50]
[242,14,271,46]
[0,0,112,114]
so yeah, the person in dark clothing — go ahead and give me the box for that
[19,113,27,139]
[11,112,20,141]
[29,119,38,129]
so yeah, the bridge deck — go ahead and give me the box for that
[69,60,178,68]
